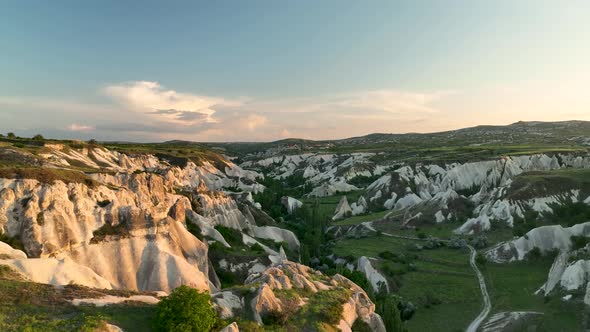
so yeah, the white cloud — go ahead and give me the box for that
[67,124,94,131]
[246,89,451,115]
[244,114,267,130]
[102,81,242,124]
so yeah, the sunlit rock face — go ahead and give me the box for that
[0,145,280,293]
[213,260,386,331]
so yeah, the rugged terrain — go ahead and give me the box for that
[1,120,590,331]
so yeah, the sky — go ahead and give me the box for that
[1,0,589,142]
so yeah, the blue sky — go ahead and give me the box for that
[1,1,589,141]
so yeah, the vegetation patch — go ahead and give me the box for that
[0,167,98,187]
[0,232,25,252]
[90,221,129,243]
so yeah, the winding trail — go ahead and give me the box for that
[361,221,492,332]
[466,245,491,332]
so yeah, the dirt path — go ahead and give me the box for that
[466,245,491,332]
[362,221,492,332]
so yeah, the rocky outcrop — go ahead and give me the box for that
[281,196,303,214]
[357,256,389,293]
[486,222,590,262]
[560,260,590,291]
[233,261,386,331]
[333,196,353,221]
[213,291,245,319]
[0,254,113,289]
[0,142,307,296]
[220,322,239,332]
[351,196,368,216]
[0,175,212,293]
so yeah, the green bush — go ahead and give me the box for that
[152,285,217,332]
[36,212,44,226]
[214,225,242,246]
[0,232,25,252]
[96,200,111,208]
[571,235,590,250]
[526,247,542,261]
[185,218,203,240]
[351,318,372,332]
[261,309,288,326]
[251,243,265,253]
[475,253,487,266]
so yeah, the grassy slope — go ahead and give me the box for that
[484,258,584,331]
[332,236,481,332]
[507,168,590,200]
[0,277,156,331]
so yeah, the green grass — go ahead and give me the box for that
[332,235,483,331]
[301,191,363,217]
[506,168,590,200]
[0,167,99,187]
[333,210,391,226]
[0,278,157,332]
[483,258,584,331]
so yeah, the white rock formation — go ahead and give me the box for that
[0,255,112,289]
[351,196,368,216]
[560,260,590,291]
[70,294,160,306]
[333,196,353,221]
[281,196,303,214]
[357,256,389,293]
[487,222,590,262]
[220,322,240,332]
[241,260,386,331]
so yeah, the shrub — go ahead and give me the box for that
[526,247,542,261]
[571,235,590,250]
[7,132,16,138]
[0,232,25,251]
[261,309,288,326]
[36,212,44,226]
[251,243,265,253]
[475,253,487,266]
[152,285,217,332]
[96,200,111,208]
[351,318,372,332]
[422,292,442,308]
[308,289,350,325]
[32,134,44,141]
[186,219,203,240]
[375,294,403,332]
[214,225,242,246]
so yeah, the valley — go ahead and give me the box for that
[1,120,590,331]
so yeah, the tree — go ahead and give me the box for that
[376,294,403,332]
[32,134,44,141]
[152,285,218,332]
[6,132,16,138]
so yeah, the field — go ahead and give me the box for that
[332,235,481,332]
[483,257,585,331]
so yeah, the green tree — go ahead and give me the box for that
[377,294,403,332]
[152,285,218,332]
[6,132,16,138]
[32,134,45,141]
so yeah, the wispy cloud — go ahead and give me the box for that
[0,82,455,141]
[243,89,451,116]
[67,123,95,131]
[102,81,243,124]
